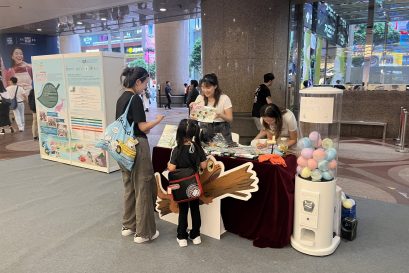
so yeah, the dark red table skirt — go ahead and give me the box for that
[152,146,297,248]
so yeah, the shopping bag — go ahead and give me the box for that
[9,87,18,110]
[96,96,138,171]
[168,168,203,203]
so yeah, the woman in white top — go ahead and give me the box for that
[6,76,26,131]
[190,73,236,146]
[253,103,298,148]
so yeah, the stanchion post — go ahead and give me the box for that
[395,106,404,146]
[396,109,409,153]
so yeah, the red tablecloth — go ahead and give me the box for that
[152,146,297,248]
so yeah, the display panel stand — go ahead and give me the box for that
[32,52,125,173]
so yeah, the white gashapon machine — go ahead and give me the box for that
[291,87,343,256]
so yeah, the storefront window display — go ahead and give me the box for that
[288,0,409,110]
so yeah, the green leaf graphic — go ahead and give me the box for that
[38,83,60,108]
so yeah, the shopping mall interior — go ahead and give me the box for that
[0,1,408,272]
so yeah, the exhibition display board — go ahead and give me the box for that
[32,52,124,173]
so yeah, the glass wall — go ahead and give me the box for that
[288,0,409,108]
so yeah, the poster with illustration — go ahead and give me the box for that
[32,55,70,164]
[63,55,107,169]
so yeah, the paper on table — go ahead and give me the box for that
[157,124,177,148]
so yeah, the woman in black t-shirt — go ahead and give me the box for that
[117,67,164,243]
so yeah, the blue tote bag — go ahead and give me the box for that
[96,96,138,171]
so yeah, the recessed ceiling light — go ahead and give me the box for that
[77,21,83,25]
[36,28,42,32]
[101,17,107,21]
[159,8,167,12]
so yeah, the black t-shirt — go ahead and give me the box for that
[116,91,147,138]
[170,144,206,171]
[252,84,271,117]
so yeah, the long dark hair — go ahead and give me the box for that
[200,73,222,107]
[0,80,6,93]
[10,47,24,67]
[259,104,288,138]
[175,119,202,149]
[120,67,149,89]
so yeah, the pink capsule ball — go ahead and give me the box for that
[309,131,321,147]
[297,156,308,167]
[313,148,326,161]
[307,158,318,170]
[328,159,337,169]
[301,148,314,159]
[296,166,302,174]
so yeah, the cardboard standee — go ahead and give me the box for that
[155,155,259,240]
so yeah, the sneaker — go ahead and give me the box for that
[0,129,5,135]
[177,238,188,247]
[134,230,159,243]
[189,235,201,245]
[121,226,135,236]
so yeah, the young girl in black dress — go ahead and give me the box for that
[167,119,207,247]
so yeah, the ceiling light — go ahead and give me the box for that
[159,8,167,12]
[77,21,83,25]
[36,28,42,32]
[101,17,107,21]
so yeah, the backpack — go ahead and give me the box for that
[96,95,138,171]
[9,86,18,110]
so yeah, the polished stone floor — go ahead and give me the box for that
[1,102,408,206]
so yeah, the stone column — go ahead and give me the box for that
[201,0,290,143]
[59,34,81,53]
[155,20,190,105]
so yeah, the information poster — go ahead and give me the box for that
[64,56,107,169]
[32,55,71,164]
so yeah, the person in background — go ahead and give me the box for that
[2,47,33,92]
[167,119,207,247]
[0,80,14,134]
[190,73,236,146]
[252,73,274,131]
[116,66,164,244]
[253,103,298,148]
[186,80,199,115]
[164,81,172,109]
[6,77,26,131]
[28,88,38,140]
[183,83,189,106]
[141,88,150,112]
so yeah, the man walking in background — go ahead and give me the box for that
[251,73,274,130]
[164,81,172,109]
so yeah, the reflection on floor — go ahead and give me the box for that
[1,106,408,206]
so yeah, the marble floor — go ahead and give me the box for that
[1,103,408,206]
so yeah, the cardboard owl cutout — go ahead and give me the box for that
[155,155,259,217]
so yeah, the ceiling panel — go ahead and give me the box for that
[0,0,201,35]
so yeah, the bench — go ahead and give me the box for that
[158,95,185,107]
[340,120,387,141]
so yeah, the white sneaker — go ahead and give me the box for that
[134,230,160,243]
[189,236,201,245]
[177,238,188,247]
[121,226,135,236]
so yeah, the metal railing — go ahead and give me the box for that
[396,108,409,153]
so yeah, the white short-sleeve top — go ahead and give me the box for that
[260,109,297,137]
[195,94,232,122]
